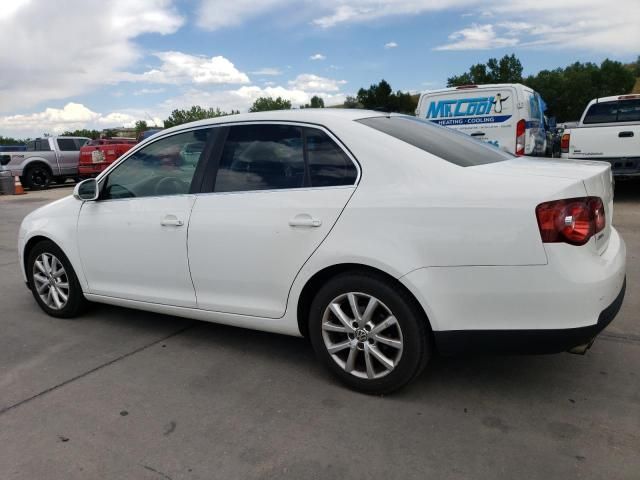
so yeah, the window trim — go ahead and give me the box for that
[95,120,360,200]
[200,120,360,195]
[582,100,640,126]
[96,126,219,202]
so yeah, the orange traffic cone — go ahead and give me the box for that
[14,176,25,195]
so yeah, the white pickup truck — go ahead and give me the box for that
[1,136,89,189]
[561,94,640,176]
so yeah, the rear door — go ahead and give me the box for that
[187,123,358,318]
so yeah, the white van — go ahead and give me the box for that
[416,83,547,156]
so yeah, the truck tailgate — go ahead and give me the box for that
[569,125,640,163]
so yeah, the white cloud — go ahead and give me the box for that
[160,85,347,114]
[133,88,166,96]
[434,24,519,50]
[196,0,288,30]
[309,53,326,61]
[195,0,638,54]
[0,0,184,113]
[137,51,249,85]
[0,103,141,137]
[288,74,346,92]
[384,41,398,49]
[250,67,282,76]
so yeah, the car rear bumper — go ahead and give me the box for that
[400,227,626,354]
[433,277,626,355]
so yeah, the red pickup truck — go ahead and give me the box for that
[78,138,137,178]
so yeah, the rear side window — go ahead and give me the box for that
[583,102,618,124]
[28,139,51,151]
[215,125,305,193]
[617,99,640,122]
[357,116,512,166]
[57,139,78,151]
[306,128,357,187]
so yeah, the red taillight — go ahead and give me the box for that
[515,119,526,156]
[560,133,570,153]
[535,197,605,246]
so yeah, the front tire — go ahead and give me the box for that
[309,272,430,394]
[27,240,87,318]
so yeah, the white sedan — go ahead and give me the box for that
[18,110,626,394]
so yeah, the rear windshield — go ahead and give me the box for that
[357,116,512,166]
[583,100,640,124]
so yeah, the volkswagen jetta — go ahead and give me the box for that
[18,110,626,393]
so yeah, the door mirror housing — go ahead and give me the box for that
[73,178,99,201]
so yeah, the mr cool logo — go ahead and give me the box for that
[426,94,511,126]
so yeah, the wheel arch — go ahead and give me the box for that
[296,263,433,339]
[22,158,53,175]
[22,235,85,292]
[23,235,57,288]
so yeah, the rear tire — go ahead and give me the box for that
[23,164,51,190]
[309,272,430,394]
[27,240,87,318]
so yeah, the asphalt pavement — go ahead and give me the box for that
[0,183,638,480]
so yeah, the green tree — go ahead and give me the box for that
[164,106,239,128]
[356,80,418,114]
[134,120,148,137]
[343,96,361,108]
[447,54,523,86]
[525,59,635,121]
[357,79,393,110]
[301,95,325,108]
[0,135,26,145]
[62,129,101,139]
[249,96,292,112]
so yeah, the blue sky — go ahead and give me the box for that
[0,0,638,137]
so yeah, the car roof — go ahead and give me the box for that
[160,109,388,136]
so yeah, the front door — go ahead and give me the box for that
[188,123,359,318]
[77,128,215,307]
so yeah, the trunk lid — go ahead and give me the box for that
[474,157,614,254]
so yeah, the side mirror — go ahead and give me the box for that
[73,178,99,201]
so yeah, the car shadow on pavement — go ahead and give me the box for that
[87,303,567,401]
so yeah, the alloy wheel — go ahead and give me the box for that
[321,292,403,379]
[32,252,70,310]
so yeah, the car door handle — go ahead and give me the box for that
[161,215,184,227]
[289,214,322,228]
[619,131,634,138]
[470,132,485,137]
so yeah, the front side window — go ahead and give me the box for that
[102,128,213,200]
[57,138,79,151]
[215,124,305,193]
